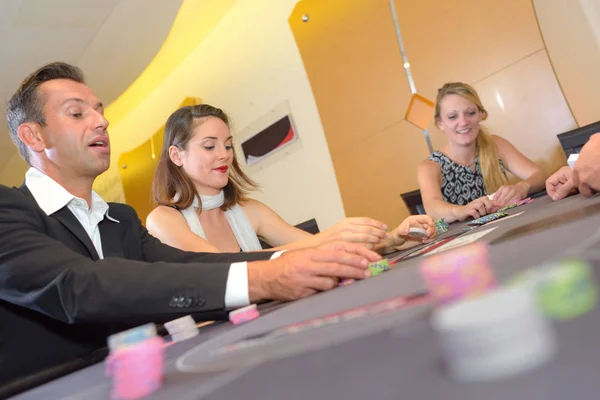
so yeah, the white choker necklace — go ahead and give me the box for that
[196,190,225,210]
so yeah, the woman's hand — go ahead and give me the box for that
[319,217,388,249]
[375,215,436,254]
[491,182,529,207]
[452,196,500,221]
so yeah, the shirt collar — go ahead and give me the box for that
[25,167,119,223]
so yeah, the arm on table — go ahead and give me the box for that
[417,160,496,222]
[243,199,387,251]
[491,135,547,206]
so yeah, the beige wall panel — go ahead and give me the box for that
[473,50,574,175]
[334,121,430,226]
[395,0,544,101]
[534,0,600,126]
[291,0,420,227]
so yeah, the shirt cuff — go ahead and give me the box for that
[224,252,285,309]
[224,262,249,309]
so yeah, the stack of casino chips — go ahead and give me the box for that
[423,243,597,382]
[368,259,391,276]
[338,259,391,287]
[421,243,558,381]
[434,218,449,235]
[431,284,556,381]
[105,323,165,399]
[511,258,597,320]
[229,304,260,325]
[164,315,200,342]
[419,242,496,304]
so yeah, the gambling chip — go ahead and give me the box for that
[408,227,428,238]
[164,315,199,343]
[337,260,391,287]
[368,259,390,277]
[229,304,260,325]
[434,219,449,235]
[512,258,597,320]
[105,325,165,399]
[338,278,356,287]
[419,242,496,304]
[431,284,556,381]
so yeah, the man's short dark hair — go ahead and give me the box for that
[6,62,85,164]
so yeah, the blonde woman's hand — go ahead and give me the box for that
[491,182,529,207]
[452,196,500,221]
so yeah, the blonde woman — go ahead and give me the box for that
[417,82,546,223]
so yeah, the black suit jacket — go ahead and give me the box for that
[0,184,272,387]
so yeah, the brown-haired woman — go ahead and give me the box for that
[417,82,547,223]
[147,104,436,254]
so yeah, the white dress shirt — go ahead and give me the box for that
[24,168,282,309]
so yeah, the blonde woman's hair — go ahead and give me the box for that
[434,82,507,193]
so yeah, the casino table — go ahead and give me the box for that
[9,193,600,400]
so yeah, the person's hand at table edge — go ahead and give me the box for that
[247,241,381,302]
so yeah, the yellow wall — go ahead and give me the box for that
[104,0,238,127]
[118,97,198,224]
[290,0,574,227]
[534,0,600,126]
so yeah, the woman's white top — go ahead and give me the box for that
[178,190,262,252]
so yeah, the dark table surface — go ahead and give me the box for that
[11,193,600,399]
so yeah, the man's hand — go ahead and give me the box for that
[573,133,600,197]
[247,241,381,302]
[546,166,575,201]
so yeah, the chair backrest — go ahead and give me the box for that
[260,218,320,249]
[400,189,426,215]
[557,120,600,157]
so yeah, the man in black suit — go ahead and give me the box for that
[0,62,380,388]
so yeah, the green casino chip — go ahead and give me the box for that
[512,259,597,320]
[368,259,390,277]
[434,219,449,235]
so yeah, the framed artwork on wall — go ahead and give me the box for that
[241,114,297,166]
[237,100,301,170]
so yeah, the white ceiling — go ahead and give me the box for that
[0,0,184,170]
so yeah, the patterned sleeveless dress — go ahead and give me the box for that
[427,151,507,205]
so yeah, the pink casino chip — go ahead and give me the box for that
[105,336,165,400]
[229,304,260,325]
[419,242,496,304]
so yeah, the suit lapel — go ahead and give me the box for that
[99,218,125,258]
[52,207,101,261]
[19,184,100,261]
